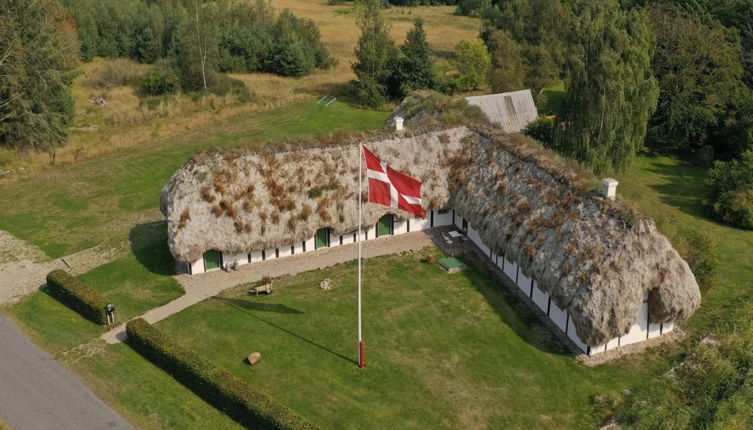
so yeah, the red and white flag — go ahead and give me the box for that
[363,145,426,218]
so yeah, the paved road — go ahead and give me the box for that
[0,316,133,430]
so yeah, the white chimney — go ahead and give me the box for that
[601,178,618,201]
[394,116,404,131]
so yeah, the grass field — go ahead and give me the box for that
[0,102,384,258]
[5,147,750,429]
[0,1,479,172]
[153,249,662,429]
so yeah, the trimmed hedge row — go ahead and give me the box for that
[46,269,109,325]
[125,318,319,430]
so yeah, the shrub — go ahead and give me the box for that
[46,270,109,325]
[523,117,555,147]
[708,151,753,229]
[125,318,319,430]
[139,63,180,96]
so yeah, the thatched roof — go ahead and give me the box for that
[161,125,700,346]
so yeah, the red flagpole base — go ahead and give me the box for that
[359,340,365,369]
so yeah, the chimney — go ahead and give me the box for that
[601,178,618,201]
[394,116,404,131]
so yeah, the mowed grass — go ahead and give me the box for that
[0,102,384,258]
[155,250,659,429]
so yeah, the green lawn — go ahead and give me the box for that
[0,101,384,258]
[154,249,661,429]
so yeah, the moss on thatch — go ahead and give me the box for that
[161,125,700,346]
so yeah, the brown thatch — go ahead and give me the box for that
[161,125,701,346]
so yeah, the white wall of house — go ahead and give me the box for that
[329,231,341,248]
[189,257,205,275]
[264,248,277,261]
[278,246,293,259]
[222,252,248,268]
[433,210,453,227]
[394,219,408,235]
[411,215,431,231]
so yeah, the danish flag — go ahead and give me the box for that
[363,145,426,218]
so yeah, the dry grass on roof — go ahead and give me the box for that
[161,124,700,346]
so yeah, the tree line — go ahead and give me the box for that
[0,0,334,152]
[351,0,753,229]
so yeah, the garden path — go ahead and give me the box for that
[100,229,450,344]
[0,230,123,305]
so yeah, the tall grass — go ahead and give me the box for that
[85,58,148,88]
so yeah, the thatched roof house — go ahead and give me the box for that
[161,125,700,348]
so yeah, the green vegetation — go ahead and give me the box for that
[46,270,110,325]
[154,250,659,429]
[390,18,435,97]
[444,39,490,92]
[707,151,753,229]
[127,318,319,429]
[0,0,78,151]
[556,0,658,173]
[352,0,398,107]
[0,102,384,258]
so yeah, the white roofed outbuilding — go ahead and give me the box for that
[465,90,539,133]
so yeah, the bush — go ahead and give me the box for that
[523,117,555,147]
[708,151,753,229]
[46,270,109,325]
[139,63,181,96]
[86,59,145,88]
[125,318,319,430]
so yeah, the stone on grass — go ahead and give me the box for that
[320,279,332,290]
[247,352,262,366]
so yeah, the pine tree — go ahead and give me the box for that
[390,18,435,97]
[351,0,396,108]
[0,0,78,151]
[555,0,658,173]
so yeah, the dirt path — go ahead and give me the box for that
[0,230,123,305]
[101,229,450,343]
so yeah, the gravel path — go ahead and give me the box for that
[101,229,450,343]
[0,241,122,305]
[0,316,133,430]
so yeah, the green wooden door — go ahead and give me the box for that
[203,249,221,271]
[315,227,329,249]
[377,214,393,237]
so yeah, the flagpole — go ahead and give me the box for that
[358,142,365,369]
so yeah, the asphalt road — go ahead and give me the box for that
[0,316,133,430]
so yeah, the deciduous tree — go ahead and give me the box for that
[556,0,658,173]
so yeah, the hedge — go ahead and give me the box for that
[46,269,110,325]
[125,318,319,430]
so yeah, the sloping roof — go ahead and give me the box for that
[160,125,700,346]
[465,90,539,133]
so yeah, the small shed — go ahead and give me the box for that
[465,90,538,133]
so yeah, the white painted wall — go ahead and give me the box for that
[433,210,453,227]
[278,246,293,258]
[648,322,662,339]
[293,240,305,255]
[549,301,568,332]
[304,237,315,253]
[249,250,263,263]
[264,248,277,261]
[516,270,531,295]
[662,321,674,333]
[190,257,205,275]
[531,282,548,313]
[394,219,408,235]
[222,252,248,268]
[412,215,430,231]
[329,232,341,247]
[454,212,464,229]
[621,301,649,346]
[341,232,356,245]
[503,256,518,282]
[606,337,620,351]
